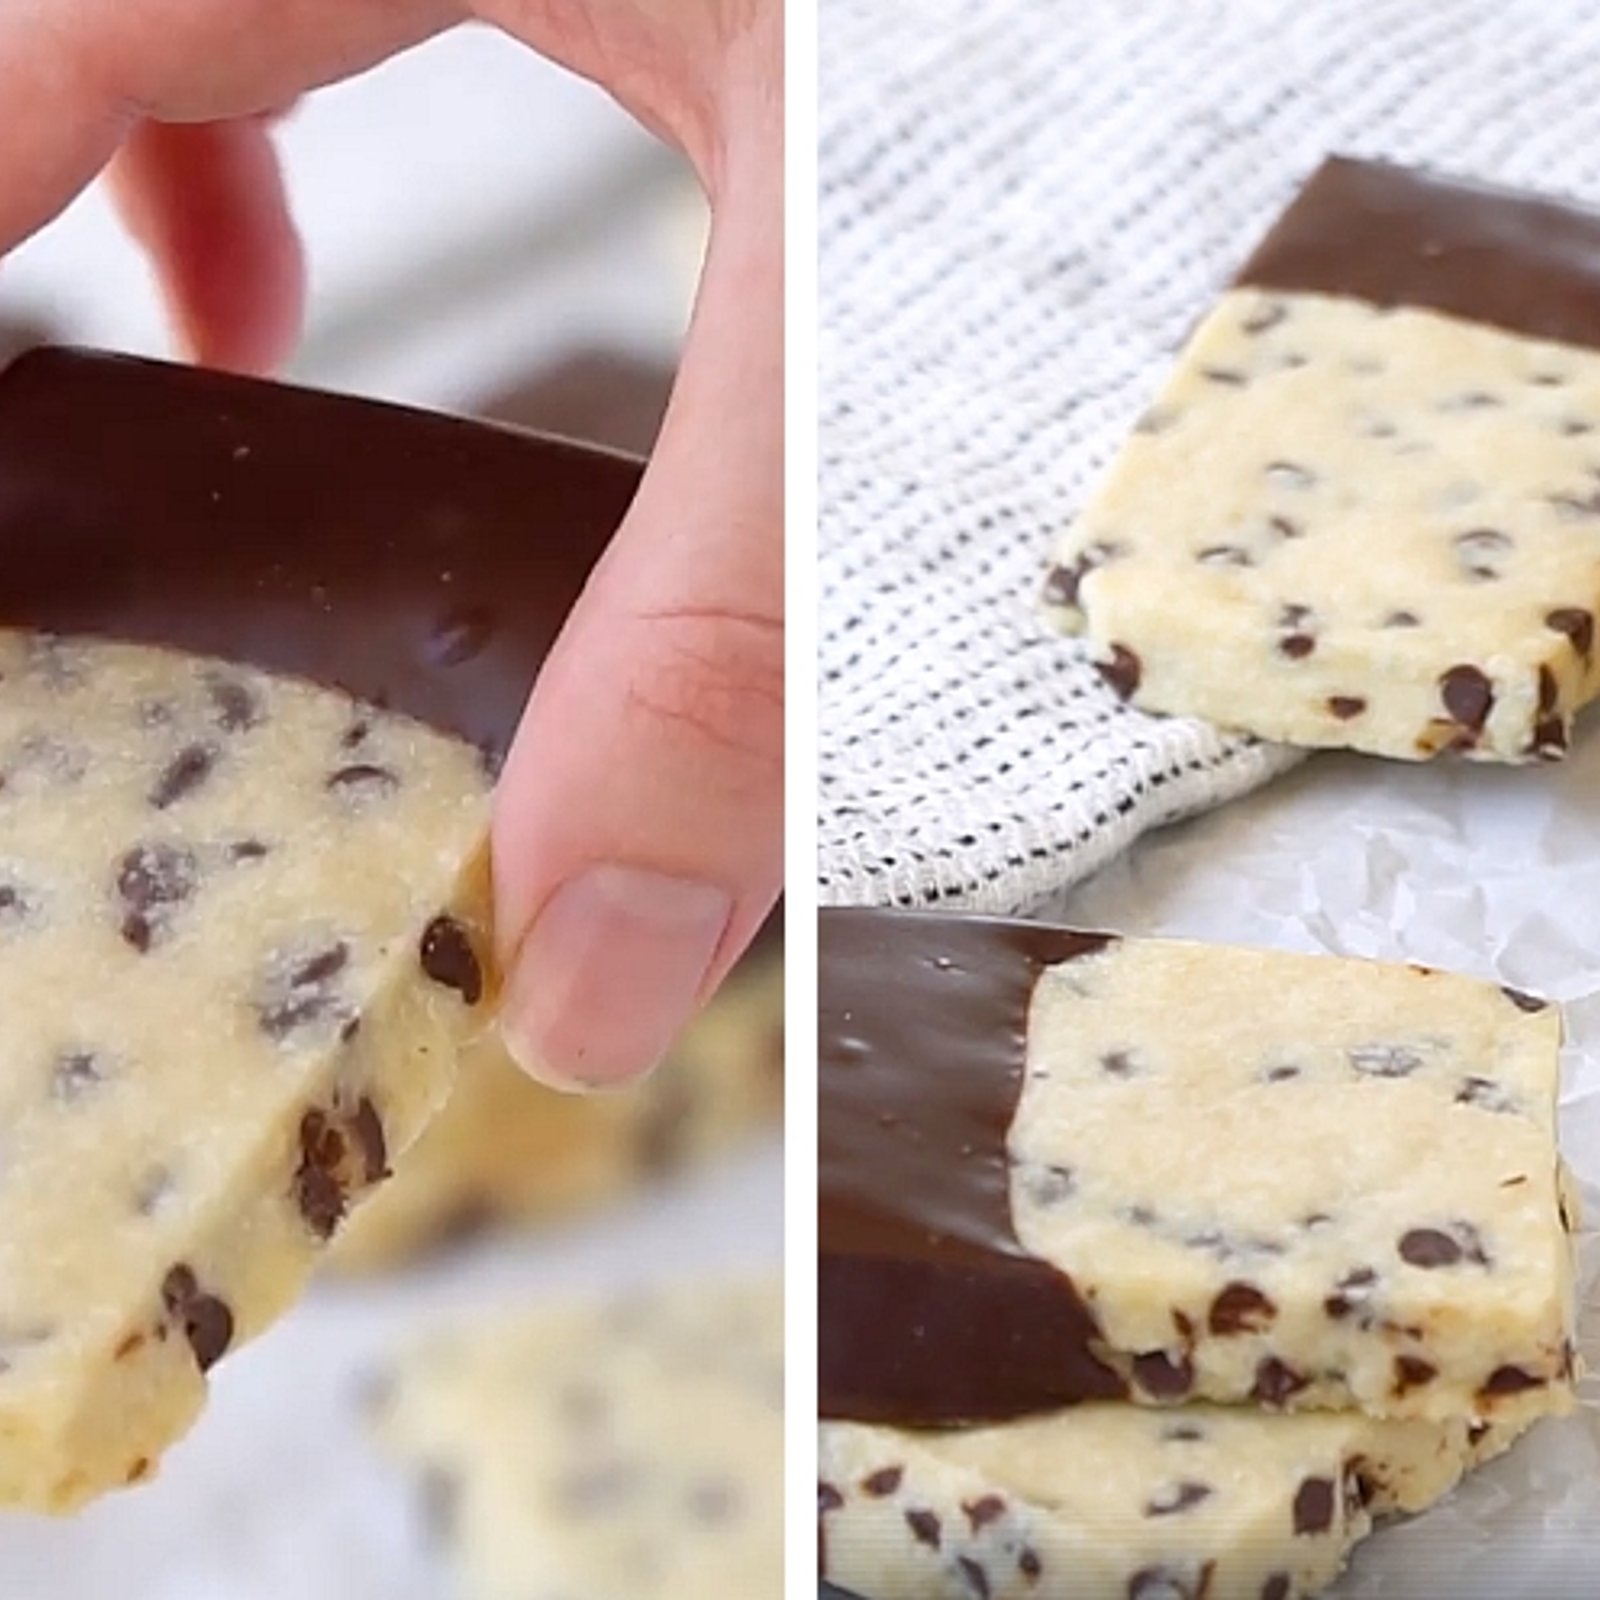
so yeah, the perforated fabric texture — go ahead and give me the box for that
[817,0,1600,912]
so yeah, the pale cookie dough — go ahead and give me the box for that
[1043,288,1600,760]
[1011,939,1576,1425]
[819,1402,1532,1600]
[371,1280,783,1600]
[0,632,493,1511]
[331,952,783,1270]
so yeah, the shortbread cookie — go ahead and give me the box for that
[332,944,783,1270]
[0,349,641,1510]
[0,635,493,1511]
[820,909,1576,1428]
[1043,156,1600,761]
[819,1402,1530,1600]
[371,1280,783,1600]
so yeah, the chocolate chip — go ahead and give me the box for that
[1382,609,1421,628]
[861,1466,902,1496]
[1546,607,1595,660]
[1023,1163,1075,1206]
[1132,1350,1193,1398]
[348,1097,389,1183]
[341,720,370,750]
[1323,1267,1377,1322]
[1530,715,1568,760]
[1394,1355,1438,1395]
[1264,1064,1300,1082]
[150,743,217,809]
[1209,1282,1276,1335]
[51,1049,106,1102]
[1456,1076,1518,1114]
[1242,302,1288,335]
[1559,418,1594,436]
[1327,696,1366,719]
[1292,1475,1336,1536]
[1398,1228,1462,1268]
[1452,528,1512,580]
[1145,1481,1212,1516]
[1481,1365,1544,1397]
[0,879,35,928]
[229,838,270,863]
[1196,544,1253,567]
[1101,1050,1137,1077]
[294,1098,389,1238]
[1279,633,1315,660]
[1163,1423,1205,1442]
[1097,645,1142,699]
[134,1167,176,1217]
[1135,406,1177,436]
[1202,367,1248,386]
[1503,986,1549,1013]
[1267,514,1301,539]
[257,941,352,1040]
[964,1494,1005,1530]
[1045,541,1125,609]
[1467,1421,1491,1447]
[957,1556,991,1598]
[1251,1357,1308,1407]
[419,914,483,1004]
[207,677,261,732]
[818,1481,843,1514]
[904,1508,940,1549]
[1348,1043,1422,1078]
[1043,561,1087,607]
[1440,665,1494,730]
[161,1265,233,1372]
[326,762,399,797]
[1018,1548,1042,1583]
[1261,1577,1291,1600]
[1128,1564,1213,1600]
[1538,664,1559,715]
[1548,487,1600,518]
[116,842,198,951]
[1265,461,1315,489]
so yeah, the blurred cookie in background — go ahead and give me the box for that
[331,927,782,1272]
[369,1277,783,1600]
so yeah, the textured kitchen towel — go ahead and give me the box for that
[818,0,1600,912]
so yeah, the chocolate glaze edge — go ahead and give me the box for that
[819,906,1128,1424]
[0,348,644,761]
[1235,154,1600,351]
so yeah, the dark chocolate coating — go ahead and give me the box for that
[1236,154,1600,350]
[819,907,1126,1424]
[0,349,643,762]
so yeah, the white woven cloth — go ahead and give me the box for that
[818,0,1600,913]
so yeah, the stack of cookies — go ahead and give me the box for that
[819,909,1579,1600]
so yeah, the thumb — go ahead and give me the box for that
[491,70,783,1091]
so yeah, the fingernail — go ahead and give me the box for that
[500,865,732,1091]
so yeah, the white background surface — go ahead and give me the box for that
[0,25,780,1600]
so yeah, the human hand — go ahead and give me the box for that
[0,0,783,1091]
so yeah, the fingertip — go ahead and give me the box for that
[110,118,306,376]
[497,863,733,1094]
